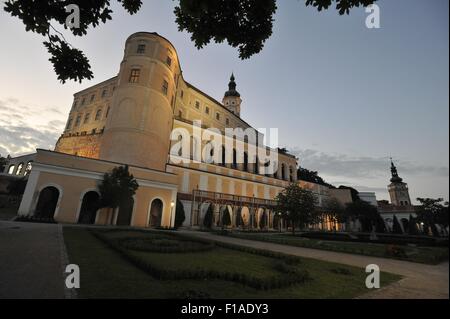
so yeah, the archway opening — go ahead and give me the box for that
[35,186,59,219]
[78,191,100,225]
[149,199,163,227]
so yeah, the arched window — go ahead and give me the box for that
[95,109,102,121]
[243,152,249,172]
[289,166,294,182]
[221,146,226,166]
[232,149,237,169]
[281,164,286,180]
[8,165,15,175]
[254,156,259,174]
[24,161,33,176]
[149,199,163,228]
[16,163,24,175]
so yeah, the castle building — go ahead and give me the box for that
[5,32,301,229]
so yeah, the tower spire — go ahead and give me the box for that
[390,158,403,183]
[225,73,240,97]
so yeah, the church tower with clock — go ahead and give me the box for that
[388,159,412,207]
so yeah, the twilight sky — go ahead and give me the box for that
[0,0,448,203]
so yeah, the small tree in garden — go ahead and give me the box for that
[416,198,446,236]
[7,177,28,201]
[275,183,317,235]
[98,165,139,224]
[174,199,186,229]
[323,198,345,231]
[203,205,214,229]
[222,210,231,229]
[392,215,403,234]
[260,211,267,230]
[408,214,419,235]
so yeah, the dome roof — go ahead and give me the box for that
[224,73,240,98]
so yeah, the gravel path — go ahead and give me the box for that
[0,221,66,299]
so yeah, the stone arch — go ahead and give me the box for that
[78,191,100,224]
[148,198,164,227]
[241,206,250,227]
[219,205,233,228]
[34,186,60,219]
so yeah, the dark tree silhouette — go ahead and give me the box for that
[392,215,403,234]
[297,167,335,188]
[0,155,8,172]
[345,199,380,232]
[3,0,376,83]
[416,198,447,237]
[275,183,318,234]
[98,165,139,223]
[203,204,214,229]
[174,199,186,229]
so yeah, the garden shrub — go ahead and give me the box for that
[91,230,311,290]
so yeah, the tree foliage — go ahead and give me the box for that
[392,215,403,234]
[3,0,376,83]
[416,198,448,237]
[221,208,231,228]
[7,177,28,197]
[275,183,317,234]
[297,167,335,188]
[98,165,139,211]
[0,155,8,172]
[345,199,380,232]
[203,204,214,229]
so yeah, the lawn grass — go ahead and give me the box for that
[63,227,401,299]
[219,232,449,265]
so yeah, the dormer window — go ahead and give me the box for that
[137,44,146,54]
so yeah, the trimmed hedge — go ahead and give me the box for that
[118,237,215,254]
[14,215,56,224]
[301,231,449,247]
[91,230,311,291]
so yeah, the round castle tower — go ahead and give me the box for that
[100,32,180,171]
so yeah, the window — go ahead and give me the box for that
[90,94,95,103]
[8,165,15,175]
[81,98,86,106]
[216,112,220,121]
[66,118,73,130]
[101,89,107,98]
[137,44,146,54]
[178,110,183,118]
[16,163,24,175]
[166,56,172,66]
[162,80,169,95]
[195,101,200,109]
[180,90,184,98]
[106,106,110,118]
[171,95,175,107]
[205,106,210,115]
[129,69,140,83]
[95,109,102,121]
[24,161,33,176]
[75,115,82,127]
[84,113,90,124]
[226,118,230,126]
[72,100,78,109]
